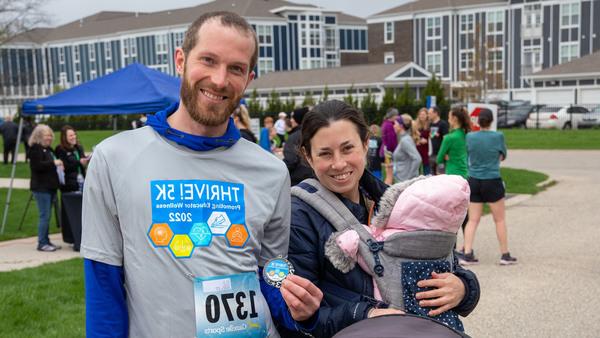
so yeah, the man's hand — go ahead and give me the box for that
[280,274,323,321]
[415,271,465,316]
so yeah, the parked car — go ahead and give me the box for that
[525,105,590,129]
[577,106,600,129]
[497,104,537,128]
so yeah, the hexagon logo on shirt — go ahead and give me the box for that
[169,234,195,258]
[226,224,249,248]
[148,223,174,247]
[207,211,231,235]
[188,222,212,247]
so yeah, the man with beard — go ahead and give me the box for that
[81,12,322,338]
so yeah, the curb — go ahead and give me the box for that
[536,177,556,189]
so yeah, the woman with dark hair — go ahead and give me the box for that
[436,106,470,179]
[55,125,88,192]
[28,124,63,252]
[278,100,480,337]
[461,110,517,265]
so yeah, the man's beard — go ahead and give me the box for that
[179,71,241,127]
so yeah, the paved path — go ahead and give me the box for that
[460,150,600,337]
[0,233,79,272]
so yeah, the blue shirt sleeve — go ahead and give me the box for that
[259,267,319,332]
[84,259,128,338]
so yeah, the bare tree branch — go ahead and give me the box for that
[0,0,48,45]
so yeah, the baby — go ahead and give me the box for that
[325,175,470,331]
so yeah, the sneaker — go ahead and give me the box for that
[500,252,518,265]
[49,242,62,250]
[37,244,57,252]
[459,251,479,265]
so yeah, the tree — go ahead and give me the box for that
[343,85,358,108]
[321,85,330,102]
[266,89,283,113]
[380,87,396,116]
[282,91,296,112]
[0,0,47,45]
[246,89,262,118]
[396,82,415,116]
[360,88,379,125]
[302,90,315,107]
[421,74,449,119]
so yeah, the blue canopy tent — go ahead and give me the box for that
[1,63,181,233]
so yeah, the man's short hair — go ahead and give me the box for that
[182,11,258,72]
[429,106,441,115]
[477,109,494,128]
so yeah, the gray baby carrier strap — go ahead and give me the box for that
[292,178,456,310]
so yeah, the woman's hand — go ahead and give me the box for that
[54,159,63,167]
[415,271,465,316]
[280,274,323,322]
[80,157,89,166]
[367,308,404,318]
[444,154,449,161]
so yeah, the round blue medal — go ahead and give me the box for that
[263,257,295,288]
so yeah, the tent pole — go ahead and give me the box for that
[1,117,24,234]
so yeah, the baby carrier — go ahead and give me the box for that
[291,177,462,331]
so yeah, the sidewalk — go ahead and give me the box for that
[0,233,80,272]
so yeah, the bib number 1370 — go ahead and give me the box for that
[205,290,259,323]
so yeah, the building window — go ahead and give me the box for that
[174,32,184,48]
[426,52,442,75]
[487,50,503,73]
[384,52,394,64]
[155,34,168,54]
[561,2,580,28]
[105,42,112,60]
[460,14,474,33]
[89,44,96,61]
[524,3,542,28]
[73,46,80,62]
[325,27,337,51]
[256,25,273,45]
[384,21,394,43]
[59,48,65,64]
[426,17,441,39]
[559,42,579,64]
[299,14,323,69]
[487,11,504,34]
[75,72,81,84]
[90,70,97,80]
[258,59,273,76]
[459,50,474,78]
[522,43,542,75]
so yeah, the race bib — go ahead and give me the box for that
[147,180,249,258]
[194,272,267,338]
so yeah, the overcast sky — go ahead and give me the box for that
[42,0,411,26]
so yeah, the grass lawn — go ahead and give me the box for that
[0,258,84,338]
[501,128,600,149]
[0,188,60,242]
[501,167,548,194]
[0,130,119,159]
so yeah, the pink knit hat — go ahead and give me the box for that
[385,175,470,233]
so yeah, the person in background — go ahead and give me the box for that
[0,115,19,165]
[367,124,383,180]
[414,108,431,175]
[232,104,257,142]
[55,125,89,250]
[21,117,34,162]
[461,109,517,266]
[274,111,288,145]
[280,100,480,338]
[428,106,449,175]
[28,124,63,252]
[390,114,421,184]
[55,125,88,192]
[437,107,470,180]
[380,108,399,182]
[259,116,274,152]
[283,107,313,185]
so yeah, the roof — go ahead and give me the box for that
[7,0,365,44]
[529,51,600,79]
[247,62,431,91]
[370,0,507,18]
